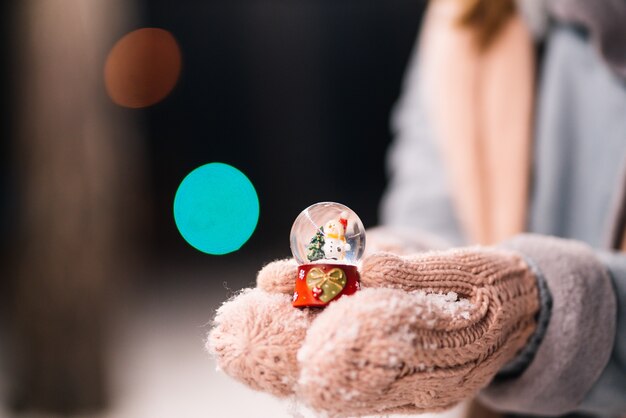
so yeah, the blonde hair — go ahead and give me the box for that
[457,0,516,49]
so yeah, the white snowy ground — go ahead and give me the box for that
[0,263,468,418]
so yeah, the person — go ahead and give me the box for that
[208,0,626,417]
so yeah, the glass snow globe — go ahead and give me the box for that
[290,202,366,308]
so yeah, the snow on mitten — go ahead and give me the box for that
[297,248,539,416]
[207,226,445,398]
[207,259,318,397]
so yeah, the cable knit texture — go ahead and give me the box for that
[207,247,539,416]
[297,249,539,416]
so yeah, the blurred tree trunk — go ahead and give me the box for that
[10,0,141,413]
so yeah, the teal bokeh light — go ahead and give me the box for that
[173,163,259,255]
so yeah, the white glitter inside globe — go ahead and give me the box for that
[290,202,366,265]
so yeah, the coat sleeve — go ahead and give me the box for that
[479,234,626,416]
[582,250,626,416]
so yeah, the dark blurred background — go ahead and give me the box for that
[145,0,423,262]
[0,0,424,416]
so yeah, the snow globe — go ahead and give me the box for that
[290,202,366,308]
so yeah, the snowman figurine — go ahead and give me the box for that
[322,212,351,261]
[291,205,364,308]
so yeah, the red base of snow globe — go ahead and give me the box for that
[292,263,360,308]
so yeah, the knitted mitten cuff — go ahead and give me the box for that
[480,235,617,416]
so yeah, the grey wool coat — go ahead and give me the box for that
[380,1,626,417]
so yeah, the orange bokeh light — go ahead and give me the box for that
[104,28,181,108]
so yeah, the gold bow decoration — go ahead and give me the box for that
[306,267,347,303]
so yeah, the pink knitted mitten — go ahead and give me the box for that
[208,248,539,416]
[298,249,539,415]
[208,259,319,397]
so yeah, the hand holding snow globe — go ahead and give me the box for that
[290,202,366,308]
